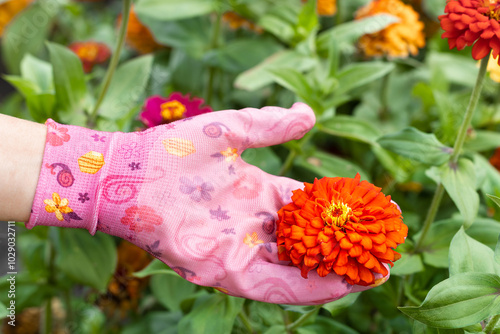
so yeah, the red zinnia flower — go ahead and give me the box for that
[439,0,500,62]
[276,174,407,286]
[139,93,212,128]
[69,41,111,73]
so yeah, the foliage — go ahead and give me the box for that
[2,0,500,333]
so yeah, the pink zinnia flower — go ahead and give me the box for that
[139,93,212,128]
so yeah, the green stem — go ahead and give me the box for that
[279,150,298,176]
[44,298,52,334]
[485,314,500,333]
[414,54,489,253]
[379,72,390,120]
[450,55,489,164]
[205,12,223,106]
[87,0,132,128]
[238,310,254,334]
[278,127,317,176]
[414,183,445,253]
[286,305,322,331]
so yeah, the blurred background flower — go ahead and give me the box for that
[0,0,33,37]
[356,0,425,58]
[139,92,212,128]
[69,41,111,73]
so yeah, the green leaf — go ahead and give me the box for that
[263,326,287,334]
[319,116,382,145]
[428,158,479,228]
[296,0,318,40]
[488,194,500,209]
[133,259,172,278]
[495,232,500,266]
[412,320,465,334]
[391,253,424,276]
[417,218,500,267]
[1,1,59,73]
[135,0,217,21]
[178,294,245,334]
[123,311,182,334]
[267,68,322,111]
[203,38,282,73]
[20,54,54,92]
[317,14,399,53]
[56,229,117,293]
[298,316,359,334]
[464,131,500,152]
[295,150,371,182]
[137,16,210,58]
[335,62,395,96]
[377,127,452,165]
[4,76,55,121]
[322,293,360,316]
[258,1,300,44]
[0,301,7,320]
[449,227,500,276]
[426,52,478,88]
[150,274,197,312]
[47,42,87,116]
[235,50,317,91]
[241,146,282,175]
[98,55,153,120]
[399,273,500,328]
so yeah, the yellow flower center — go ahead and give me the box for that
[321,201,352,227]
[483,0,500,20]
[76,45,99,61]
[160,100,186,121]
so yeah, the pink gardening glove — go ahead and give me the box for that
[28,103,384,305]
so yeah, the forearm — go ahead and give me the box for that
[0,114,46,222]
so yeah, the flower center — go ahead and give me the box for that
[480,0,500,20]
[160,100,186,121]
[76,45,99,61]
[321,201,352,227]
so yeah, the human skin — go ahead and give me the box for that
[0,114,46,222]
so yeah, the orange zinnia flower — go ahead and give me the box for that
[276,174,407,286]
[440,0,500,63]
[69,41,111,73]
[302,0,337,16]
[0,0,33,37]
[490,147,500,170]
[222,12,262,33]
[355,0,425,58]
[119,6,164,54]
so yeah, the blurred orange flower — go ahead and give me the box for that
[97,241,152,318]
[302,0,337,16]
[355,0,425,58]
[276,174,407,286]
[490,147,500,170]
[222,12,262,33]
[69,41,111,73]
[119,6,164,54]
[0,0,33,37]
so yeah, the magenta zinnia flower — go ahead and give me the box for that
[139,93,212,128]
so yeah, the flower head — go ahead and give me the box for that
[0,0,33,37]
[356,0,425,58]
[69,41,111,73]
[119,6,164,54]
[301,0,337,16]
[44,192,73,221]
[139,92,212,128]
[222,12,263,33]
[439,0,500,62]
[276,174,407,286]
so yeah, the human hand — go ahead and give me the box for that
[28,103,385,304]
